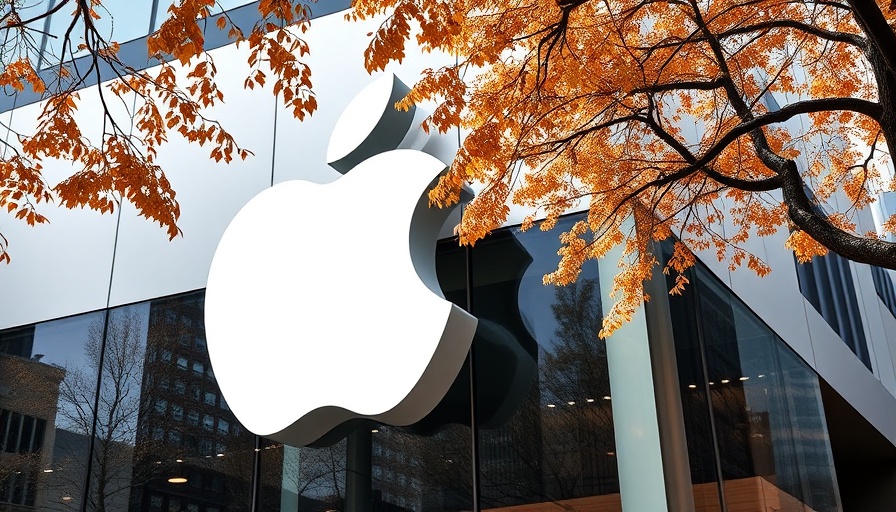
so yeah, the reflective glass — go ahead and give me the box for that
[0,311,103,510]
[112,292,254,512]
[669,257,842,512]
[470,217,620,510]
[44,0,153,65]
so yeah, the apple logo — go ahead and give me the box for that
[204,74,478,447]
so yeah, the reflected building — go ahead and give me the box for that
[129,293,256,512]
[0,340,64,510]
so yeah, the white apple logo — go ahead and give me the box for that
[204,74,478,447]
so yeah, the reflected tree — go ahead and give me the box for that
[539,278,617,500]
[55,309,152,512]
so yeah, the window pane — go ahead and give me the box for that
[0,310,104,509]
[668,255,842,512]
[469,217,620,509]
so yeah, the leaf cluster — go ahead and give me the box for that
[0,0,317,260]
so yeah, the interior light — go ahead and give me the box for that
[254,448,261,452]
[602,396,611,401]
[586,398,595,403]
[606,451,616,456]
[739,376,749,381]
[371,429,379,433]
[176,459,183,463]
[721,379,730,384]
[547,404,556,408]
[43,469,54,473]
[61,496,72,502]
[168,477,188,484]
[567,401,575,405]
[688,384,697,389]
[216,453,225,457]
[708,381,715,385]
[758,374,766,378]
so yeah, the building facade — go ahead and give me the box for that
[1,1,896,511]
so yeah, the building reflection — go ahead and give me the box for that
[0,328,65,510]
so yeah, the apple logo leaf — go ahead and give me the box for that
[205,74,478,446]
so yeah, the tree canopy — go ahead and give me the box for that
[1,0,896,335]
[350,0,896,333]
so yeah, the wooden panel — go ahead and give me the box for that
[484,477,815,512]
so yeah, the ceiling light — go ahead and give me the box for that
[168,477,188,484]
[739,376,749,381]
[688,384,697,389]
[721,379,730,384]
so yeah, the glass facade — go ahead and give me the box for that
[0,213,845,511]
[668,250,842,511]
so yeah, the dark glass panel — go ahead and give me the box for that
[795,255,871,370]
[671,256,842,512]
[0,325,34,358]
[471,215,619,510]
[665,260,723,511]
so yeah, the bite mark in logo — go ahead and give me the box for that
[204,74,478,447]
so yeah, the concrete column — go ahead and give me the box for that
[598,236,667,512]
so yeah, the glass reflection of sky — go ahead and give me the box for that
[32,311,104,371]
[45,0,153,60]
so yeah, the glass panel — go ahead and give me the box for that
[666,261,724,510]
[109,291,255,512]
[0,311,103,510]
[471,216,620,510]
[670,255,842,512]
